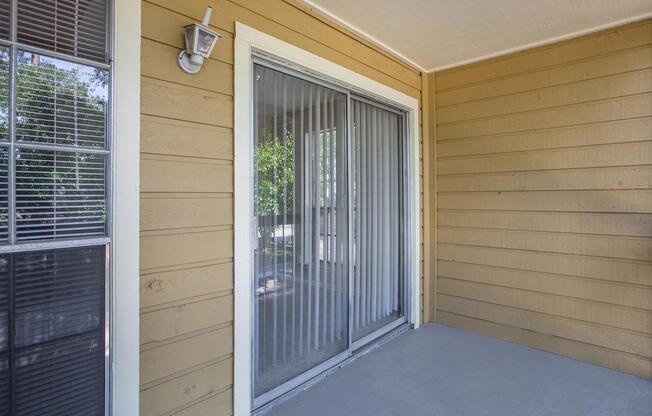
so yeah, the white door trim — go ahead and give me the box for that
[233,22,421,415]
[111,0,140,415]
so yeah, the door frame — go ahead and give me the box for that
[233,22,421,416]
[112,0,141,415]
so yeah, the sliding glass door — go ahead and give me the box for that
[351,98,406,343]
[253,64,349,399]
[252,61,406,405]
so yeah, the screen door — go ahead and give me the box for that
[253,64,349,399]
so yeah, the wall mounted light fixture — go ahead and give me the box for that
[178,6,222,74]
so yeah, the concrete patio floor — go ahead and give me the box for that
[262,323,652,416]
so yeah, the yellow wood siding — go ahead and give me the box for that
[139,1,424,415]
[433,19,652,378]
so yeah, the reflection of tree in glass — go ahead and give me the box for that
[0,49,9,238]
[255,131,294,247]
[0,48,9,141]
[15,149,107,239]
[92,67,109,89]
[15,51,107,147]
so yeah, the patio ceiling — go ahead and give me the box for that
[302,0,652,71]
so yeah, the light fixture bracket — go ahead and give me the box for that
[178,50,203,74]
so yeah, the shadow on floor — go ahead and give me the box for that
[262,323,652,416]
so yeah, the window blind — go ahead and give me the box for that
[13,247,104,347]
[0,48,7,242]
[14,331,104,415]
[15,149,107,241]
[0,47,8,142]
[17,0,108,63]
[0,247,105,416]
[0,255,7,353]
[12,51,109,241]
[0,0,9,40]
[0,256,8,415]
[16,51,108,148]
[0,147,7,241]
[0,357,8,415]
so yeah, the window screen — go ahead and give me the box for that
[0,1,110,415]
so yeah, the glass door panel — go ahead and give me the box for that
[351,98,405,342]
[253,64,349,398]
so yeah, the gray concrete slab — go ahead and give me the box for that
[262,323,652,416]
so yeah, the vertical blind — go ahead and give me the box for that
[0,1,110,415]
[253,64,349,397]
[351,99,404,341]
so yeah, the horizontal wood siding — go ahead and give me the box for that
[434,19,652,378]
[140,1,423,415]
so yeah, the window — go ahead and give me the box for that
[0,1,110,415]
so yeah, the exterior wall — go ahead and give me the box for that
[138,1,424,415]
[433,19,652,378]
[423,73,437,321]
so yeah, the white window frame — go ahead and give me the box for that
[234,22,420,416]
[110,0,140,415]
